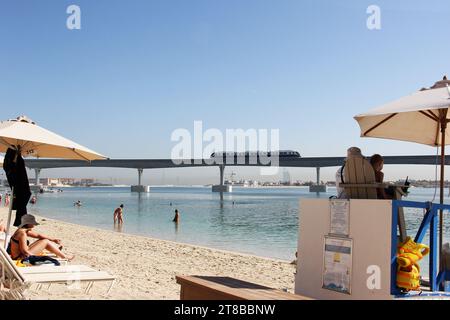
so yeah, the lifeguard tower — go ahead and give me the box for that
[295,156,450,299]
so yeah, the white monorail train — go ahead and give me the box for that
[210,150,301,158]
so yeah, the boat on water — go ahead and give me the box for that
[224,179,259,188]
[39,187,63,194]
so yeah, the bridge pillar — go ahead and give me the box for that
[212,165,232,192]
[131,168,150,193]
[138,168,143,185]
[35,168,41,185]
[309,167,327,193]
[316,167,320,185]
[30,168,42,193]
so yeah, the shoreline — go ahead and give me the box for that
[29,205,295,263]
[0,208,296,300]
[35,185,314,189]
[34,213,293,265]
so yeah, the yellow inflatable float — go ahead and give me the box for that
[396,237,429,292]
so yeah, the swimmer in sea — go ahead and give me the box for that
[172,209,180,223]
[114,204,124,224]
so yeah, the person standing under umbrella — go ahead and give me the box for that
[3,147,32,226]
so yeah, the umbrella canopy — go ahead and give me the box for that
[0,116,107,161]
[355,79,450,146]
[354,76,450,276]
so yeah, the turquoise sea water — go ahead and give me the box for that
[17,186,450,263]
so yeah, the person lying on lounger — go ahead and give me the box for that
[7,214,74,261]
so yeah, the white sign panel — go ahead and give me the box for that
[322,236,352,294]
[329,200,350,236]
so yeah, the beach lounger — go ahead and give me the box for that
[19,265,98,274]
[0,245,116,300]
[0,233,10,247]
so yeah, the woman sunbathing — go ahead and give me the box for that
[8,214,74,261]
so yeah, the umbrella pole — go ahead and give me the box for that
[439,119,447,278]
[3,187,14,249]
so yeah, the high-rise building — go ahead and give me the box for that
[282,169,291,185]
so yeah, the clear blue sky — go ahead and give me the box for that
[1,1,450,184]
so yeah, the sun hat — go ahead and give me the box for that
[18,214,40,228]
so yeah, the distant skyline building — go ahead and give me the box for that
[282,169,291,184]
[27,177,97,186]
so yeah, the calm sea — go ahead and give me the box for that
[13,186,450,264]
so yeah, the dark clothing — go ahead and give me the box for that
[22,255,60,266]
[3,148,32,226]
[375,171,394,200]
[374,171,384,199]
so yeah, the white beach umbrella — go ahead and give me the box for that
[0,116,107,160]
[0,115,107,246]
[354,76,450,273]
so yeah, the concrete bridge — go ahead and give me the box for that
[24,155,450,193]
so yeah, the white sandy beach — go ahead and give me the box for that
[0,207,296,300]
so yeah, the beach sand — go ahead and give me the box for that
[0,208,296,300]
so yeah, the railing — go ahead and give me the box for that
[391,200,450,295]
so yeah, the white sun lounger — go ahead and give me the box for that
[0,245,116,299]
[19,265,96,274]
[0,233,11,247]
